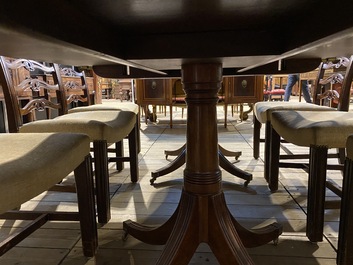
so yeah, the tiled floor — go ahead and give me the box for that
[0,98,342,264]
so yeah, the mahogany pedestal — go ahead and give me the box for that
[150,143,251,186]
[123,63,282,265]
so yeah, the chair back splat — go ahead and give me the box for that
[60,66,91,108]
[0,57,66,132]
[0,56,98,256]
[314,56,353,111]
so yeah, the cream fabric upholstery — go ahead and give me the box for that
[68,102,139,115]
[19,111,136,143]
[271,110,353,148]
[0,132,90,214]
[254,101,332,123]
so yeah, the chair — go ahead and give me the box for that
[64,68,141,157]
[337,134,353,264]
[270,110,353,243]
[253,57,351,187]
[0,56,138,224]
[253,62,327,159]
[171,79,187,119]
[263,76,286,101]
[268,57,353,243]
[267,56,353,191]
[0,132,97,257]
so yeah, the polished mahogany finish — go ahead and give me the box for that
[1,1,353,264]
[124,63,282,264]
[0,1,352,75]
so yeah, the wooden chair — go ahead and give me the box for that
[0,56,138,224]
[65,68,141,156]
[171,79,187,118]
[268,56,353,191]
[268,57,353,243]
[253,57,350,187]
[270,110,353,242]
[253,63,325,159]
[0,132,97,257]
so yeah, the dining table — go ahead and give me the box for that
[1,1,353,264]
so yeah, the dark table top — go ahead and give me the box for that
[1,1,353,78]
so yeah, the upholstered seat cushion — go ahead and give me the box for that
[254,101,332,123]
[0,132,90,214]
[269,89,285,95]
[19,111,136,143]
[68,102,139,115]
[271,110,353,148]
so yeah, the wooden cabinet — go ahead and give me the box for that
[135,78,175,127]
[223,76,264,124]
[135,76,265,127]
[223,76,264,104]
[136,79,173,105]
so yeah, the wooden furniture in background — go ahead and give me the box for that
[135,78,174,126]
[136,76,264,128]
[116,79,133,101]
[223,76,264,126]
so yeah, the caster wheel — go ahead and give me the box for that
[122,231,129,241]
[273,238,279,246]
[244,180,250,187]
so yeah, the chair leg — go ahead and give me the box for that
[115,141,124,171]
[338,147,346,165]
[224,103,228,128]
[170,105,173,128]
[128,126,139,183]
[264,121,272,183]
[306,145,327,242]
[93,140,111,224]
[253,116,261,159]
[135,114,141,153]
[268,125,280,191]
[74,155,98,257]
[116,114,140,171]
[338,157,353,265]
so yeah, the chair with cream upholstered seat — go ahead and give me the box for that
[256,56,353,244]
[0,56,138,224]
[61,67,141,167]
[0,132,97,257]
[270,110,353,243]
[267,56,353,190]
[254,56,353,189]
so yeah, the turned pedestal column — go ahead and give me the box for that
[123,62,282,265]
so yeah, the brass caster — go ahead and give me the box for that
[273,238,279,246]
[150,172,158,185]
[122,231,129,241]
[244,180,250,187]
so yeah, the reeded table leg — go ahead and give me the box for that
[150,147,250,185]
